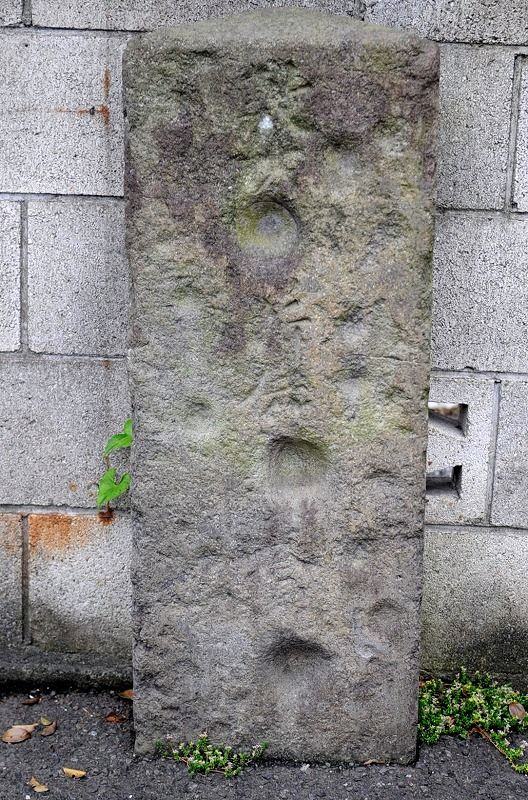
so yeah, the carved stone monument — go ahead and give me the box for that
[125,10,437,762]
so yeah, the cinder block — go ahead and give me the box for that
[426,376,495,525]
[422,527,528,678]
[29,512,131,657]
[431,213,528,373]
[0,201,20,352]
[0,358,130,507]
[365,0,528,45]
[0,32,125,195]
[513,58,528,212]
[0,0,21,26]
[32,0,363,30]
[492,380,528,528]
[0,514,22,645]
[28,200,128,356]
[437,46,514,209]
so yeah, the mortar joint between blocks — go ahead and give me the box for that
[21,514,31,644]
[484,380,502,525]
[21,0,32,27]
[19,199,29,352]
[505,54,525,212]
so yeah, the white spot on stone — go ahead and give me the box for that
[258,114,274,132]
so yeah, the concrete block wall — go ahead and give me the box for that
[0,0,527,683]
[0,5,133,677]
[364,0,528,681]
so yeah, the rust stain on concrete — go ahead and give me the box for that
[97,507,114,526]
[55,101,110,127]
[103,66,111,100]
[99,103,110,127]
[29,514,93,554]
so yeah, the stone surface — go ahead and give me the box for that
[0,201,20,352]
[513,57,528,212]
[492,380,528,528]
[0,33,125,195]
[426,376,495,525]
[126,10,437,761]
[0,357,130,507]
[28,200,128,356]
[437,46,513,210]
[365,0,528,44]
[422,527,528,679]
[0,0,20,26]
[32,0,364,30]
[431,213,528,373]
[28,512,132,657]
[0,514,22,645]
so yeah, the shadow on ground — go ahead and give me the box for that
[0,689,526,799]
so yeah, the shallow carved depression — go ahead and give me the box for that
[268,435,327,489]
[264,635,334,675]
[236,201,299,257]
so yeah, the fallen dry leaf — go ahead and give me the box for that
[29,776,49,793]
[509,702,527,721]
[105,711,127,724]
[119,689,134,700]
[2,725,35,743]
[22,696,42,706]
[41,721,57,737]
[62,767,87,779]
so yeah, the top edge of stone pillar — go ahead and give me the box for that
[124,8,437,60]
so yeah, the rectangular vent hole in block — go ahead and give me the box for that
[428,401,468,434]
[426,464,462,495]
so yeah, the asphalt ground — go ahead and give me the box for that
[1,688,527,799]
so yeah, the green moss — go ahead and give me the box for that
[419,669,528,774]
[156,733,268,778]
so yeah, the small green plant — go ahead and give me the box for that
[155,733,268,778]
[97,418,133,512]
[419,668,528,773]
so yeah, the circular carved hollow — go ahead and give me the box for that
[236,201,298,258]
[268,435,327,490]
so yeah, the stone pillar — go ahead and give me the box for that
[125,9,437,762]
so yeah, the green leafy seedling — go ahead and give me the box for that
[104,418,133,457]
[97,468,130,509]
[97,419,133,511]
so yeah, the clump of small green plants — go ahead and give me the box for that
[419,668,528,773]
[97,418,133,513]
[155,733,268,778]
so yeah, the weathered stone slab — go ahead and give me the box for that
[125,10,437,762]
